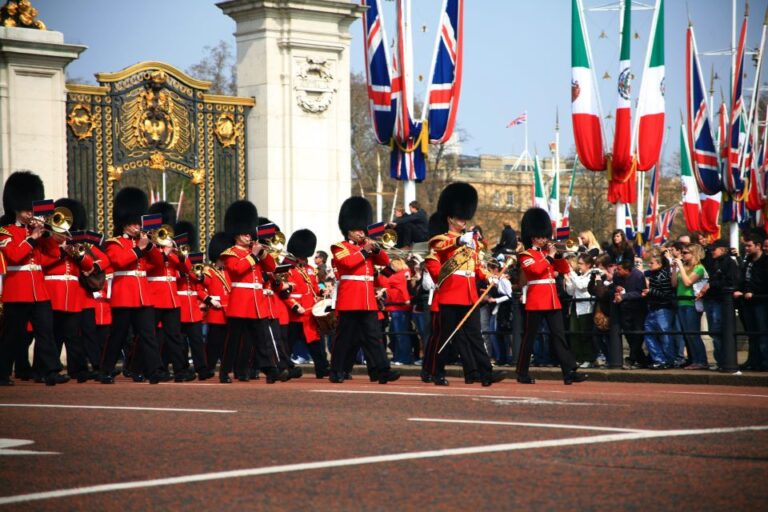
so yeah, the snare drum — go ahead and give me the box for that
[311,298,337,334]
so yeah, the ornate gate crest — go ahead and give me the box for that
[66,62,254,249]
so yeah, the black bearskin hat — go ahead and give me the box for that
[3,170,44,215]
[338,196,372,235]
[428,212,449,238]
[174,220,197,251]
[54,198,87,231]
[113,187,148,233]
[207,231,231,262]
[436,182,477,220]
[224,200,258,238]
[520,207,552,248]
[287,229,317,259]
[148,201,177,227]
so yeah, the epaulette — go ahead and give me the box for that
[104,237,122,245]
[424,253,439,262]
[220,248,238,257]
[332,242,350,259]
[0,226,12,237]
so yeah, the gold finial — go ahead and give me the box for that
[0,0,46,30]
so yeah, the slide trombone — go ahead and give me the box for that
[32,206,74,238]
[368,229,409,257]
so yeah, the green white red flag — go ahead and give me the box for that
[571,0,606,172]
[680,124,703,233]
[532,155,549,210]
[634,0,665,171]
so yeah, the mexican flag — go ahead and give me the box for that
[611,0,632,175]
[680,124,703,232]
[532,155,549,210]
[634,0,665,171]
[548,166,560,226]
[571,0,606,171]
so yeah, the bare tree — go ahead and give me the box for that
[187,40,237,96]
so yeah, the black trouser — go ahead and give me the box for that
[181,322,207,372]
[267,319,292,370]
[0,301,60,379]
[221,317,276,376]
[517,309,577,377]
[331,311,390,376]
[80,308,109,371]
[154,308,187,373]
[423,310,444,377]
[52,311,87,377]
[619,305,649,366]
[205,323,227,372]
[288,321,329,376]
[102,307,162,378]
[438,305,492,380]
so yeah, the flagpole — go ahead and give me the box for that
[403,0,416,209]
[729,0,738,250]
[555,108,560,225]
[376,153,383,223]
[525,110,529,169]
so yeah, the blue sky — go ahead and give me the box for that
[37,0,767,166]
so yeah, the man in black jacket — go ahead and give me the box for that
[700,239,739,369]
[735,231,768,371]
[613,259,650,368]
[492,222,518,256]
[388,201,428,249]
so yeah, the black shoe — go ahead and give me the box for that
[315,369,330,379]
[564,371,589,385]
[378,370,401,384]
[266,369,289,384]
[14,372,32,381]
[44,373,69,386]
[198,369,215,381]
[236,375,250,382]
[248,368,259,380]
[175,370,197,383]
[131,373,146,383]
[482,370,508,387]
[329,372,345,383]
[99,374,114,384]
[516,374,535,384]
[343,372,353,380]
[433,376,449,386]
[0,377,14,386]
[219,374,232,384]
[74,372,90,384]
[288,367,303,379]
[148,371,172,384]
[420,371,433,383]
[464,374,479,384]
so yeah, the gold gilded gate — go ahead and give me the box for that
[65,61,253,249]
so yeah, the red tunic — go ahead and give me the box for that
[283,264,321,343]
[203,266,230,325]
[331,241,390,311]
[104,235,153,308]
[424,254,441,313]
[221,245,276,319]
[382,269,411,312]
[518,247,570,311]
[429,231,487,307]
[177,271,205,323]
[146,249,191,309]
[42,241,94,313]
[265,277,290,325]
[0,223,60,303]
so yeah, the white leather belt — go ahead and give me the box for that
[93,291,102,299]
[527,278,556,285]
[114,271,147,277]
[290,293,303,298]
[44,275,79,281]
[177,290,197,296]
[231,282,263,289]
[340,275,374,282]
[8,264,42,272]
[148,276,176,282]
[209,295,220,301]
[452,270,474,277]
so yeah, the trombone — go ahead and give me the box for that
[147,224,174,247]
[33,206,74,238]
[549,238,579,253]
[369,229,409,257]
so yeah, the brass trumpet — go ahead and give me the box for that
[35,206,73,238]
[177,244,190,257]
[369,229,409,256]
[192,263,206,280]
[149,224,175,247]
[550,238,579,252]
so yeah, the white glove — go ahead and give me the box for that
[459,232,476,249]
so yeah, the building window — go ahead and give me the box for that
[505,192,515,206]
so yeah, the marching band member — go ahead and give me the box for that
[421,213,448,385]
[145,203,195,382]
[219,201,287,384]
[329,196,399,384]
[79,235,111,380]
[202,232,231,374]
[429,183,505,386]
[515,207,587,385]
[42,198,95,382]
[0,171,70,386]
[174,220,213,381]
[283,228,330,379]
[100,187,169,384]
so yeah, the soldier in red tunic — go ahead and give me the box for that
[79,235,111,381]
[421,213,449,385]
[516,207,587,385]
[428,183,506,386]
[100,187,169,384]
[0,171,69,386]
[202,232,231,374]
[283,228,330,379]
[43,198,96,382]
[219,201,287,384]
[330,196,400,384]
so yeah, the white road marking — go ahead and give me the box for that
[666,391,768,399]
[0,425,765,505]
[0,439,58,456]
[0,404,236,414]
[311,389,609,405]
[408,418,649,433]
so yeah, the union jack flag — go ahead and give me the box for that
[362,0,396,144]
[726,15,747,197]
[653,207,677,246]
[506,112,527,128]
[425,0,463,143]
[642,164,660,243]
[624,203,635,241]
[686,26,721,194]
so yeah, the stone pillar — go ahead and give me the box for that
[0,27,85,201]
[219,0,363,249]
